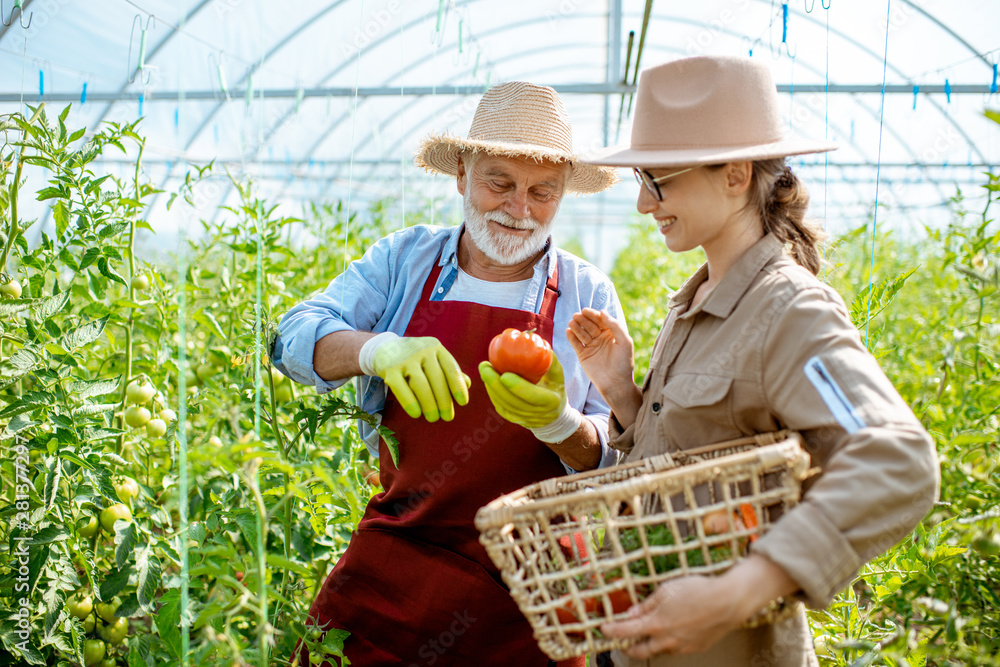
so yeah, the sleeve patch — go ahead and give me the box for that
[804,356,867,434]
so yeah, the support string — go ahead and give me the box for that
[865,0,892,347]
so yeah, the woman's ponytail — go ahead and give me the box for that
[746,158,825,274]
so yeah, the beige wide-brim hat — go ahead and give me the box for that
[415,81,618,194]
[584,55,838,168]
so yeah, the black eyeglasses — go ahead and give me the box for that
[633,166,696,201]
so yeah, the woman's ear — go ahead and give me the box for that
[724,161,753,196]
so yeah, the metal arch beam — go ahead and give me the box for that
[309,64,883,208]
[897,0,992,70]
[146,0,483,215]
[88,0,216,132]
[740,0,987,164]
[335,30,944,206]
[89,0,352,149]
[298,42,600,184]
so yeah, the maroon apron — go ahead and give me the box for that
[296,255,586,667]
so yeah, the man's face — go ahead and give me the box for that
[457,154,569,266]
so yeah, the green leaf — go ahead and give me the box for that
[62,315,109,350]
[192,309,227,340]
[79,247,101,270]
[53,199,69,237]
[97,257,128,287]
[985,109,1000,126]
[135,546,161,611]
[0,297,34,317]
[28,525,69,545]
[33,291,70,321]
[230,511,259,555]
[72,401,119,417]
[100,564,134,599]
[43,457,62,511]
[127,632,152,667]
[98,220,130,239]
[115,522,138,569]
[68,375,121,400]
[155,589,182,658]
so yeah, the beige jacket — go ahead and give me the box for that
[608,234,939,667]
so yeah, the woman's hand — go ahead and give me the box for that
[600,555,799,659]
[566,308,638,407]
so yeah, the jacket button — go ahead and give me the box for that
[651,402,661,414]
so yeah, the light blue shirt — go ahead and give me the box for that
[272,223,625,470]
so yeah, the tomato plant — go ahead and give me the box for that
[488,327,553,383]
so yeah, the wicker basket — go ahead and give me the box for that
[475,431,812,660]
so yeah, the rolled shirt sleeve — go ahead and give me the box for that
[272,235,395,393]
[752,285,940,608]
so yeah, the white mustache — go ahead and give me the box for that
[486,211,538,231]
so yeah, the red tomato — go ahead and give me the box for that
[554,603,584,638]
[607,590,633,615]
[488,328,553,384]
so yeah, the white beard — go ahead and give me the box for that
[463,190,551,266]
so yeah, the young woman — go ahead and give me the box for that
[566,55,939,666]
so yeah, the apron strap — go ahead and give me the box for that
[420,252,560,319]
[540,259,560,321]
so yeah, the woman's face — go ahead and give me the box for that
[634,164,750,257]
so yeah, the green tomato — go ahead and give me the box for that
[159,408,177,424]
[95,597,122,623]
[125,380,155,405]
[83,639,105,666]
[114,478,139,504]
[77,516,99,539]
[99,660,116,667]
[0,279,22,298]
[972,533,1000,557]
[270,366,286,386]
[195,363,216,382]
[145,418,167,439]
[66,594,93,619]
[123,405,151,428]
[275,384,293,403]
[98,616,128,645]
[131,274,150,291]
[99,504,132,533]
[83,612,96,633]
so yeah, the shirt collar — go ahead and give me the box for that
[669,233,785,318]
[443,223,556,278]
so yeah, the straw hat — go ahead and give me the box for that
[584,55,838,168]
[415,82,618,194]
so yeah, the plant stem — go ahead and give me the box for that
[116,140,144,456]
[0,154,21,279]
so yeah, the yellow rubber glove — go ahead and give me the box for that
[478,355,567,429]
[371,336,471,422]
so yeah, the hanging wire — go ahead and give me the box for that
[341,0,367,312]
[400,5,406,230]
[865,0,893,348]
[128,15,156,85]
[822,0,830,280]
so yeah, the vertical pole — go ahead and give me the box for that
[600,0,623,271]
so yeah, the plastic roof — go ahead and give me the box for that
[1,0,998,267]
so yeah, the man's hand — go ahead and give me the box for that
[368,335,471,422]
[479,355,574,434]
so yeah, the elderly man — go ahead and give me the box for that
[274,82,625,667]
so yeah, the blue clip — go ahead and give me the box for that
[38,69,43,99]
[782,3,789,43]
[992,63,997,94]
[81,82,88,104]
[912,85,918,110]
[174,108,179,128]
[944,78,951,103]
[138,94,144,117]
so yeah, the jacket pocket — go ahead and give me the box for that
[661,373,734,409]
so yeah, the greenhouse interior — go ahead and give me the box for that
[0,1,998,666]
